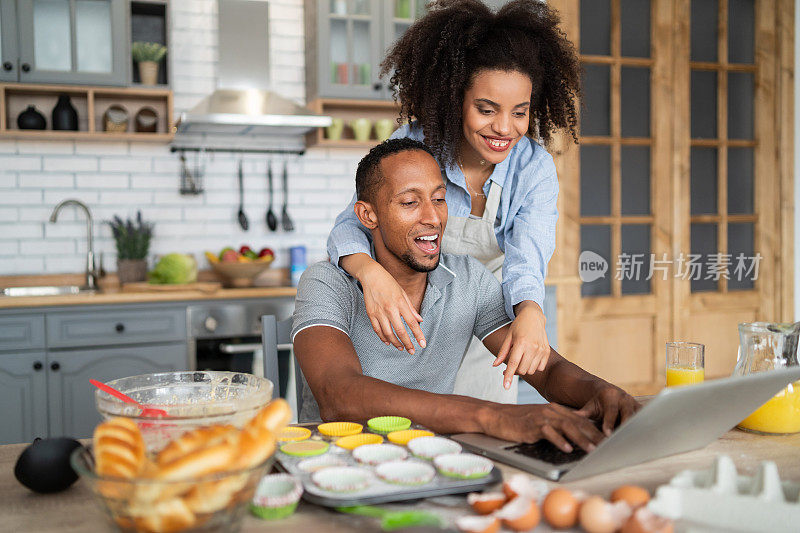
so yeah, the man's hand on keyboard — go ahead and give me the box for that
[575,384,642,436]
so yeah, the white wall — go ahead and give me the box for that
[0,0,363,275]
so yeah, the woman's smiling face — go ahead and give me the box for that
[461,69,533,165]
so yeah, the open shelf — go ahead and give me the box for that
[306,98,402,149]
[0,83,174,142]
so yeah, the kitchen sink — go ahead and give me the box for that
[1,285,97,297]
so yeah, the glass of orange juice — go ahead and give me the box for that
[666,342,705,387]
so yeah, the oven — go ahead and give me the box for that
[187,299,295,397]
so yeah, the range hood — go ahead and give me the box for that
[171,0,331,154]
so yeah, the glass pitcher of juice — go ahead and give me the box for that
[734,322,800,434]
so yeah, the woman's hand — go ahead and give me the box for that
[343,254,426,354]
[493,301,550,389]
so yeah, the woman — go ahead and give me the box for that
[327,0,581,403]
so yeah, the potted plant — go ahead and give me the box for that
[132,42,167,85]
[109,211,154,284]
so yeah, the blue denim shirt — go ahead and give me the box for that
[326,123,558,319]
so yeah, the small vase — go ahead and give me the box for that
[17,105,46,130]
[52,94,79,131]
[117,259,148,284]
[138,61,159,85]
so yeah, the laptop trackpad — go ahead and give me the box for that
[504,440,588,465]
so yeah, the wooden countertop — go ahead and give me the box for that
[0,286,297,309]
[2,429,798,532]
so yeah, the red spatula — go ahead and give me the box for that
[89,379,168,418]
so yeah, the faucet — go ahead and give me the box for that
[49,199,98,291]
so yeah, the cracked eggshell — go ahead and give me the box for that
[542,488,580,529]
[579,496,632,533]
[501,473,548,502]
[467,492,507,515]
[493,497,541,531]
[455,515,501,533]
[620,507,675,533]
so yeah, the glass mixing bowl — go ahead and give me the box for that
[94,371,274,451]
[71,446,273,533]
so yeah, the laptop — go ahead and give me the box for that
[452,366,800,481]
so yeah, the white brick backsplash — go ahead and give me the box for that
[76,174,131,189]
[2,190,43,203]
[1,0,375,276]
[19,173,75,188]
[1,223,43,239]
[43,157,98,172]
[0,155,42,171]
[17,141,75,155]
[21,240,76,256]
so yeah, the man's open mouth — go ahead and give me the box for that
[414,233,440,255]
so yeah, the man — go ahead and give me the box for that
[293,138,639,452]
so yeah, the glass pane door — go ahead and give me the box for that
[689,0,757,293]
[327,0,377,93]
[579,0,653,298]
[75,0,112,73]
[33,0,72,71]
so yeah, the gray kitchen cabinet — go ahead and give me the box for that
[0,351,48,445]
[46,307,185,349]
[47,342,187,439]
[0,0,17,82]
[13,0,127,85]
[307,0,427,100]
[0,313,45,352]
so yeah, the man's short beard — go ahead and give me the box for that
[399,251,440,272]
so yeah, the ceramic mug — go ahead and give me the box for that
[326,118,344,140]
[350,118,372,142]
[374,118,395,142]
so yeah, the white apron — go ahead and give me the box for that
[442,181,518,404]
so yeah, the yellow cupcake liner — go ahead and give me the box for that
[279,426,312,442]
[335,433,384,450]
[387,429,434,446]
[317,421,363,437]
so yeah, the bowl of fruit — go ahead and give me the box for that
[205,246,274,288]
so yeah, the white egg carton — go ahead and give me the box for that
[648,455,800,532]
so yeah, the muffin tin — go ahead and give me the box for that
[274,422,502,507]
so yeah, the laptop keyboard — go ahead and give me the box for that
[504,440,588,465]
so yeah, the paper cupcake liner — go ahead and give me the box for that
[407,436,462,459]
[280,439,330,457]
[312,466,371,492]
[297,455,347,473]
[278,426,312,442]
[317,421,363,437]
[434,453,493,479]
[387,429,434,445]
[335,433,384,450]
[367,416,412,434]
[351,443,408,465]
[252,473,303,509]
[376,460,435,486]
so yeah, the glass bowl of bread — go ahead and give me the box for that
[72,398,291,533]
[95,371,274,451]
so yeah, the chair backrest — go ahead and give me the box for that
[261,315,304,420]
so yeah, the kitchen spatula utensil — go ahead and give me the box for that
[237,159,249,231]
[281,160,294,232]
[89,379,168,418]
[266,160,278,231]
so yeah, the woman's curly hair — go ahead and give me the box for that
[381,0,581,167]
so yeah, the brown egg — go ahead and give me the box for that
[467,492,507,515]
[621,508,674,533]
[579,496,632,533]
[455,515,501,533]
[494,497,541,531]
[542,488,580,529]
[611,485,651,508]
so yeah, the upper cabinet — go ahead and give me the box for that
[2,0,126,86]
[306,0,428,101]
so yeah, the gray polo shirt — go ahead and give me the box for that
[291,254,512,421]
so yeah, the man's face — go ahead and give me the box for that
[372,150,448,272]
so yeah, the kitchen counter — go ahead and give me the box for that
[2,428,798,532]
[0,286,297,309]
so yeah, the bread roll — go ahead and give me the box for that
[133,498,196,533]
[157,424,237,466]
[94,418,146,479]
